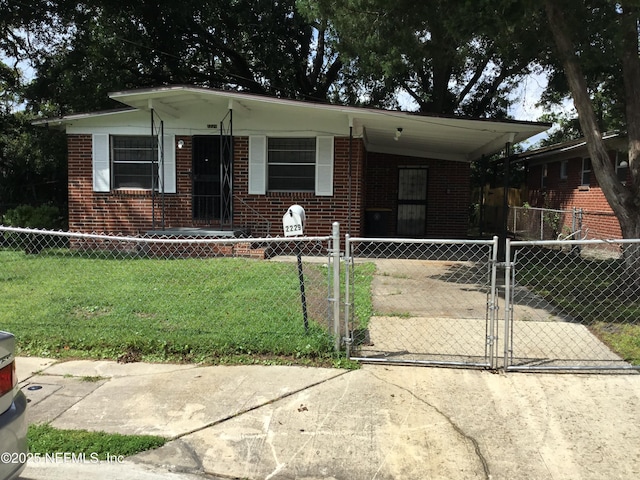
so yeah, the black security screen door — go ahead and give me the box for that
[397,167,428,237]
[192,136,221,221]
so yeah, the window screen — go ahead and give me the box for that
[267,138,316,191]
[112,136,157,190]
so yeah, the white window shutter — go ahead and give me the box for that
[315,136,334,196]
[92,134,110,192]
[160,134,176,193]
[249,136,267,194]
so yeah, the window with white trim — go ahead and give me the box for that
[247,135,333,196]
[541,163,548,188]
[581,157,591,186]
[111,136,157,190]
[91,133,176,193]
[267,138,316,191]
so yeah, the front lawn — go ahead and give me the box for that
[0,249,374,366]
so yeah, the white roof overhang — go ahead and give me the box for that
[40,85,550,163]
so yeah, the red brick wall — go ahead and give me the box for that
[68,134,468,238]
[527,152,623,239]
[68,134,366,237]
[233,136,364,237]
[68,134,194,235]
[364,152,471,238]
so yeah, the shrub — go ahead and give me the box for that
[2,204,63,229]
[2,205,64,253]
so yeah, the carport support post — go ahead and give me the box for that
[500,134,516,261]
[332,222,341,352]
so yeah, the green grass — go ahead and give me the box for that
[28,424,165,460]
[0,249,375,365]
[591,323,640,365]
[350,262,376,329]
[515,248,640,365]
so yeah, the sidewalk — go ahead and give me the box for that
[16,357,640,480]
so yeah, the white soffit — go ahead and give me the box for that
[103,86,549,162]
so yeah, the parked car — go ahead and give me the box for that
[0,332,27,480]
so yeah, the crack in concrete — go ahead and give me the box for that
[20,373,110,424]
[173,439,206,475]
[169,370,351,442]
[33,364,203,380]
[368,370,491,480]
[263,368,353,478]
[163,370,351,480]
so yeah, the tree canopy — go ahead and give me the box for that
[2,0,640,253]
[3,0,343,115]
[299,0,546,116]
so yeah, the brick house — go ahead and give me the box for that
[42,86,547,239]
[518,133,629,239]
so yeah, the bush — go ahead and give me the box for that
[2,205,64,253]
[2,204,63,229]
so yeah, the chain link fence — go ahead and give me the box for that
[0,226,339,363]
[2,225,638,372]
[506,238,640,371]
[344,237,499,368]
[508,205,583,241]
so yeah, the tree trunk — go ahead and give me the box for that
[544,1,640,291]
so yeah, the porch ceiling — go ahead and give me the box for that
[107,86,549,162]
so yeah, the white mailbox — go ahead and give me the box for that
[282,204,305,237]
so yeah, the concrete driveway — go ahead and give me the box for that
[354,258,628,369]
[17,357,640,480]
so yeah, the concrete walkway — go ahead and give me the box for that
[17,357,640,480]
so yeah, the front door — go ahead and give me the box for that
[397,167,428,237]
[192,136,221,221]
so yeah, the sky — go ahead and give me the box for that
[509,74,576,149]
[398,72,573,150]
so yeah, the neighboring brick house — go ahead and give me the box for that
[41,86,547,239]
[518,133,629,239]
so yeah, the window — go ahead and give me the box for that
[541,164,548,188]
[581,158,591,186]
[560,160,568,180]
[111,136,157,190]
[248,135,333,196]
[267,138,316,191]
[92,133,175,193]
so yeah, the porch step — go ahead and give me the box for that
[145,228,246,238]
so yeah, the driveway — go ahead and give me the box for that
[17,357,640,480]
[354,258,627,369]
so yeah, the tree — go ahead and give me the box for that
[0,111,67,216]
[21,0,344,115]
[1,0,345,220]
[299,0,544,116]
[542,0,640,287]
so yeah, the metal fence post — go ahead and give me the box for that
[331,222,341,352]
[503,238,513,371]
[540,211,544,240]
[488,236,499,368]
[344,234,352,358]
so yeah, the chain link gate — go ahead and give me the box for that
[344,236,501,368]
[5,223,638,372]
[504,238,640,372]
